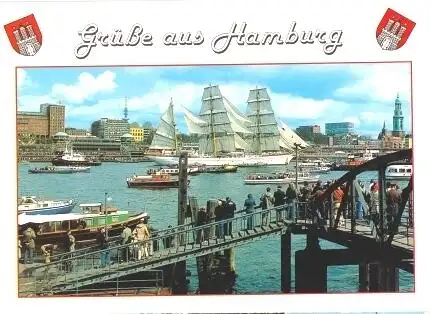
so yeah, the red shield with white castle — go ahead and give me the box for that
[4,14,42,56]
[376,8,415,50]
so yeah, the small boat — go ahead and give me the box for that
[147,166,200,175]
[244,171,319,185]
[18,203,148,248]
[52,144,102,166]
[302,166,331,174]
[28,166,91,174]
[126,173,186,188]
[18,196,76,215]
[298,159,333,168]
[385,164,412,181]
[200,165,238,173]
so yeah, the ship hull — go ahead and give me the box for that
[148,154,293,167]
[127,180,180,188]
[52,159,102,166]
[18,203,76,215]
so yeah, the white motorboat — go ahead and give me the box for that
[18,196,76,215]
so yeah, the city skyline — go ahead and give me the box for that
[17,62,412,137]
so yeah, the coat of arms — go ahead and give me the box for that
[4,14,42,56]
[376,8,415,50]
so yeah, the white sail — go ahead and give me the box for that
[183,106,207,135]
[149,99,177,150]
[245,87,282,152]
[278,120,309,148]
[187,85,251,155]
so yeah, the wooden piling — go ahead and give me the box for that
[281,230,292,293]
[172,152,188,294]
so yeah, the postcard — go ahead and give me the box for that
[0,0,428,313]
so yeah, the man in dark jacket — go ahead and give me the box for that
[224,197,237,235]
[273,186,286,220]
[386,184,402,233]
[97,228,110,267]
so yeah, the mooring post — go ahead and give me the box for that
[281,229,292,293]
[359,262,369,292]
[378,167,386,245]
[295,226,327,293]
[351,179,356,234]
[172,152,188,294]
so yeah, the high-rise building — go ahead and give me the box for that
[130,127,144,142]
[17,103,65,138]
[91,118,130,140]
[297,125,321,134]
[325,122,354,136]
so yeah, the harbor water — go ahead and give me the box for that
[18,162,414,293]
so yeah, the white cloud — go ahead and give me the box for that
[360,111,389,125]
[334,63,411,102]
[17,69,33,89]
[18,94,56,111]
[343,116,361,126]
[50,71,118,104]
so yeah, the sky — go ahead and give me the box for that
[17,62,412,137]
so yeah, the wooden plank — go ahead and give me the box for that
[177,246,186,253]
[254,227,264,233]
[185,244,193,251]
[169,248,177,255]
[209,239,216,245]
[246,229,255,236]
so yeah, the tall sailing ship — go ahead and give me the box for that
[148,85,307,166]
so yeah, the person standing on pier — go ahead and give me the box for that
[386,183,402,234]
[369,182,380,237]
[224,197,236,235]
[97,228,110,267]
[273,186,286,221]
[196,208,207,244]
[132,219,150,260]
[285,183,298,221]
[260,187,274,226]
[120,224,132,262]
[65,230,76,271]
[332,186,344,223]
[22,226,36,264]
[244,194,256,230]
[215,200,225,237]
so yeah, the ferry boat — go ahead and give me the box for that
[28,165,91,174]
[147,166,200,175]
[297,159,333,168]
[304,166,331,174]
[52,145,102,166]
[126,173,186,188]
[244,171,320,185]
[18,203,148,248]
[385,164,412,181]
[200,164,238,173]
[18,196,76,215]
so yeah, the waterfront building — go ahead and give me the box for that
[130,127,144,142]
[91,118,130,140]
[325,122,354,136]
[65,127,88,136]
[17,103,65,138]
[297,125,321,134]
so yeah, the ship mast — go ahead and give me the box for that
[171,98,178,153]
[255,87,262,154]
[209,85,217,156]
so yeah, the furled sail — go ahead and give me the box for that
[244,87,282,153]
[149,98,177,150]
[185,85,250,155]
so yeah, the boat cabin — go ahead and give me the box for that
[79,202,118,214]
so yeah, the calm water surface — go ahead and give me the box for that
[18,162,414,293]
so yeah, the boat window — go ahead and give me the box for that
[399,169,405,173]
[61,221,70,231]
[407,168,412,173]
[43,203,49,207]
[85,218,93,227]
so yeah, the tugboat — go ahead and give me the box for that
[52,144,102,166]
[126,173,188,188]
[18,196,76,215]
